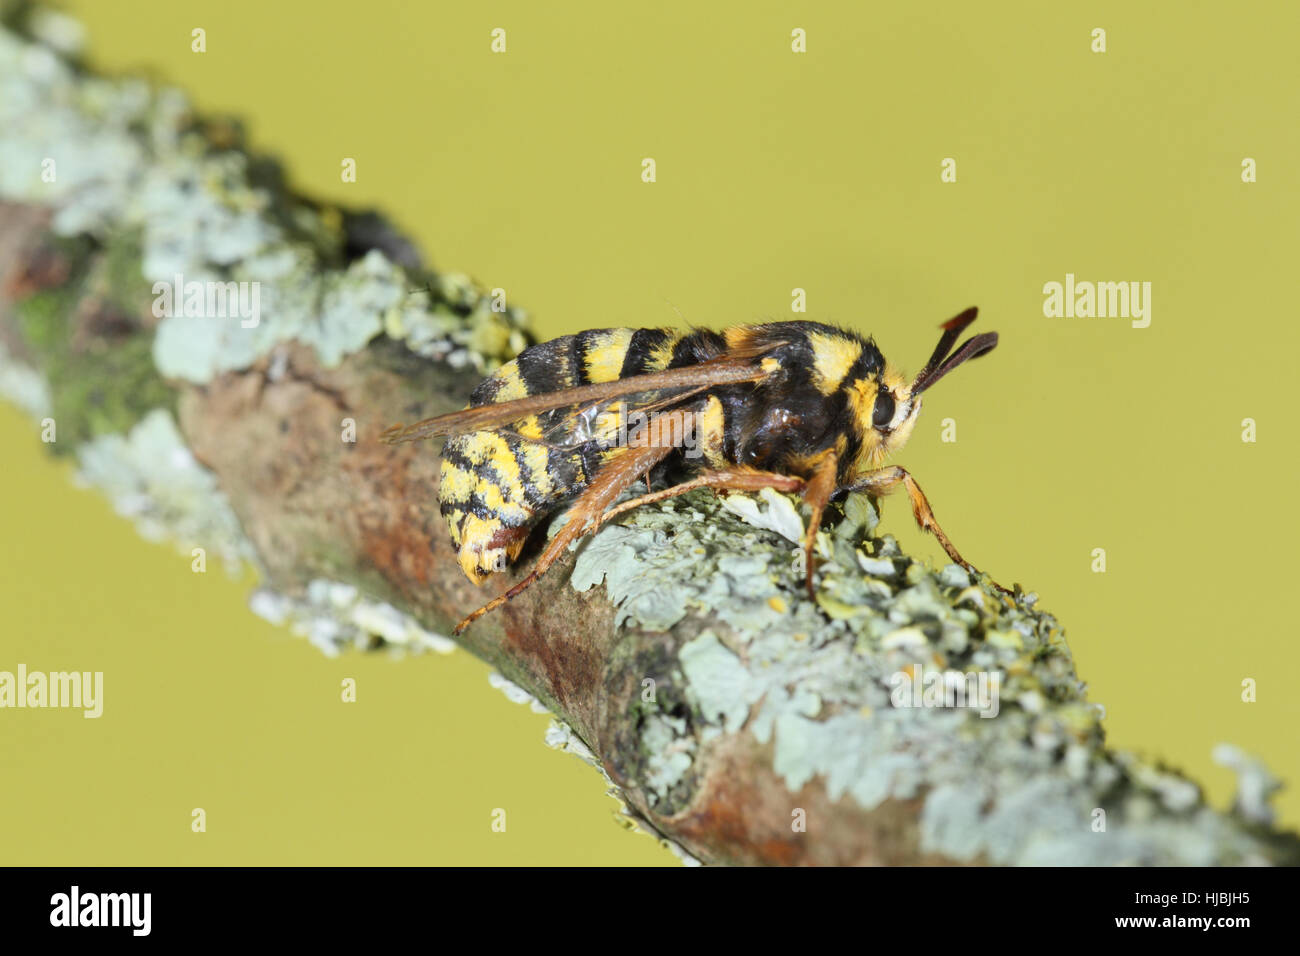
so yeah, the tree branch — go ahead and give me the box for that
[1,5,1294,865]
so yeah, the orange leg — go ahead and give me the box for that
[594,468,805,532]
[800,451,839,599]
[842,466,1011,594]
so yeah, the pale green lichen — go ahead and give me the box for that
[25,7,83,56]
[0,16,529,386]
[569,487,1291,865]
[679,631,762,735]
[487,670,550,713]
[1214,743,1283,826]
[74,408,256,572]
[639,710,697,801]
[249,580,457,658]
[717,487,806,544]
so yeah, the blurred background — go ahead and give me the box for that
[1,0,1296,864]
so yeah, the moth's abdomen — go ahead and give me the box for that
[440,430,576,583]
[441,326,715,582]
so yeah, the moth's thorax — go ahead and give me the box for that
[713,324,927,482]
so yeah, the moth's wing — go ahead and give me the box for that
[531,384,710,449]
[380,349,774,445]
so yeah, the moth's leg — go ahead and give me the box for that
[842,466,1010,594]
[594,468,805,532]
[800,450,839,599]
[454,413,687,634]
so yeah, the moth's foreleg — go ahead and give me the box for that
[841,465,1011,594]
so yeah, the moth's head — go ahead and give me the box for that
[847,366,922,469]
[849,307,997,470]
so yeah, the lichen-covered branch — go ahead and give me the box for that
[1,4,1295,866]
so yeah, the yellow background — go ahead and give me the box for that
[2,0,1296,864]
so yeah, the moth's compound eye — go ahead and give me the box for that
[872,389,896,430]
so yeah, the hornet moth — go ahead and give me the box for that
[381,307,1003,633]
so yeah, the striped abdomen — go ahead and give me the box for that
[440,327,724,582]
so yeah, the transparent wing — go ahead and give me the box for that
[531,386,709,449]
[380,348,773,445]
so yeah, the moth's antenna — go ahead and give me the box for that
[910,307,997,395]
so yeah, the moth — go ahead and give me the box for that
[382,307,1002,633]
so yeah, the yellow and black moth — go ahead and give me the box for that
[381,307,1001,633]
